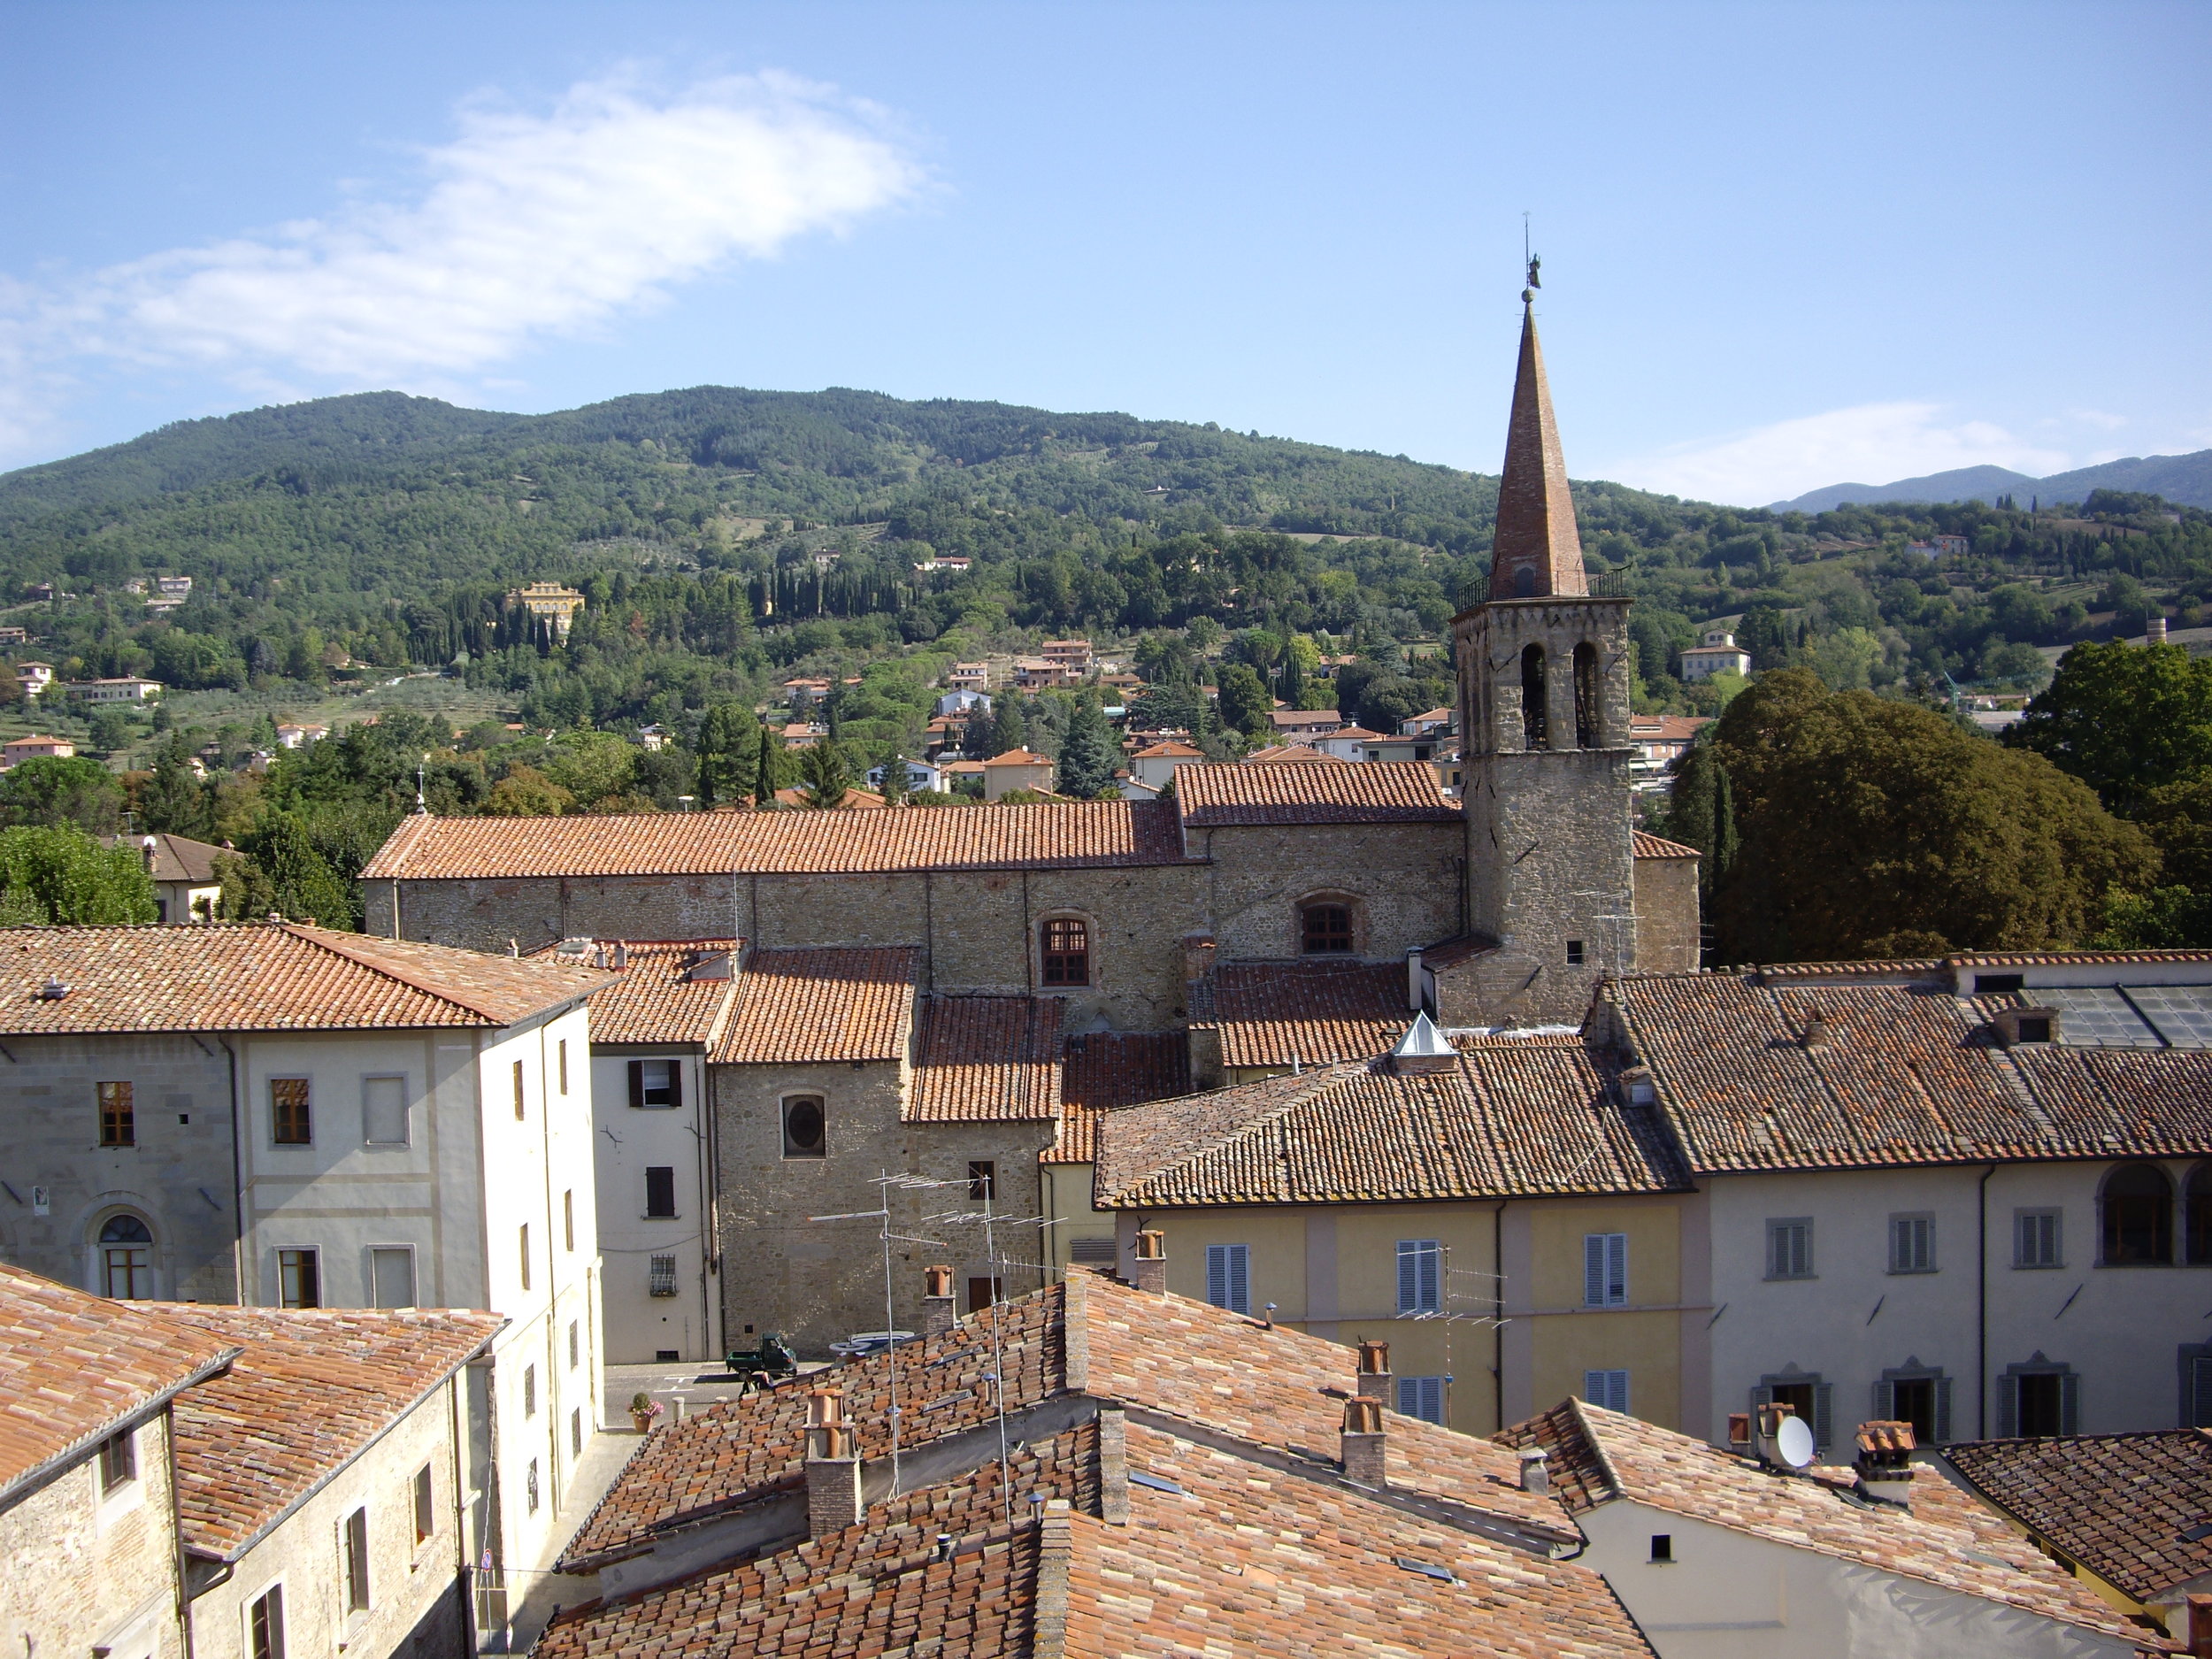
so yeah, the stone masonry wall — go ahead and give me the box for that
[1632,856,1701,973]
[0,1413,185,1659]
[711,1058,1053,1356]
[0,1035,239,1302]
[1194,822,1463,961]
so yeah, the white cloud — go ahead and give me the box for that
[1609,402,2075,507]
[7,70,921,408]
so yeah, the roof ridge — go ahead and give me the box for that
[1565,1398,1626,1503]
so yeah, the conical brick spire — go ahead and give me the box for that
[1486,299,1587,602]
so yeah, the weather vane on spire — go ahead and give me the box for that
[1522,211,1540,303]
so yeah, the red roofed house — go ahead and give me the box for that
[0,1261,502,1659]
[0,732,73,770]
[1126,738,1202,791]
[0,923,607,1601]
[981,747,1053,799]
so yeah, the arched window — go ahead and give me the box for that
[99,1214,154,1300]
[1512,564,1538,598]
[1041,918,1089,987]
[2101,1163,2173,1265]
[1573,641,1600,749]
[2187,1164,2212,1264]
[1300,901,1355,956]
[1520,644,1548,750]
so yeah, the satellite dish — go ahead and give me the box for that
[1775,1415,1816,1469]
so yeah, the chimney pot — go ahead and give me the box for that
[803,1386,862,1540]
[1132,1229,1167,1295]
[1356,1340,1393,1410]
[1802,1010,1831,1050]
[922,1264,956,1335]
[1727,1411,1751,1448]
[1852,1419,1916,1507]
[1340,1394,1386,1487]
[1518,1447,1551,1494]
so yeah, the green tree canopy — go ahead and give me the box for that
[226,812,355,927]
[1708,668,2156,961]
[0,757,125,834]
[136,733,215,839]
[1216,663,1271,739]
[2006,640,2212,817]
[1055,694,1118,799]
[798,738,849,809]
[0,824,157,924]
[989,695,1029,757]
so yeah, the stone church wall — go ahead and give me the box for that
[1193,821,1463,961]
[1632,855,1701,972]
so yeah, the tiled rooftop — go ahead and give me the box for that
[1630,829,1699,859]
[908,995,1063,1122]
[1047,1032,1193,1164]
[549,939,742,1047]
[1609,972,2212,1172]
[715,947,918,1064]
[561,1272,1575,1572]
[365,801,1190,880]
[1203,958,1409,1068]
[0,922,603,1034]
[165,1306,504,1558]
[1094,1046,1688,1210]
[1500,1400,2155,1649]
[1946,1432,2212,1605]
[0,1264,238,1506]
[1174,760,1461,827]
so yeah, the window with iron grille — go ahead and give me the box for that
[1301,902,1354,955]
[1766,1218,1814,1279]
[1584,1233,1628,1307]
[270,1078,311,1145]
[99,1080,134,1148]
[1396,1240,1441,1314]
[2016,1209,2062,1269]
[1583,1370,1631,1414]
[649,1254,678,1297]
[1205,1243,1250,1315]
[1397,1376,1447,1423]
[1041,918,1089,986]
[1888,1214,1935,1274]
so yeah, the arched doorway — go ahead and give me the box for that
[99,1214,155,1299]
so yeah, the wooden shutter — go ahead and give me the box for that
[627,1061,644,1110]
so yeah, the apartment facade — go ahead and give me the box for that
[0,922,605,1586]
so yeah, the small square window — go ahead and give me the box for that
[98,1430,136,1492]
[1041,918,1090,986]
[1301,903,1354,956]
[1566,939,1586,966]
[649,1254,678,1296]
[1396,1376,1447,1423]
[1767,1218,1814,1279]
[1650,1533,1672,1563]
[2016,1209,2062,1269]
[629,1058,680,1110]
[968,1160,996,1202]
[271,1078,311,1145]
[1888,1214,1936,1274]
[1584,1369,1631,1413]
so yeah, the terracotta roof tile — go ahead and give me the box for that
[1206,959,1409,1068]
[1046,1033,1193,1164]
[544,1411,1651,1659]
[715,947,918,1064]
[908,996,1063,1121]
[1630,830,1699,859]
[542,939,741,1047]
[1094,1048,1688,1209]
[165,1306,503,1558]
[0,1265,239,1506]
[1176,761,1461,827]
[1947,1432,2212,1604]
[0,922,603,1033]
[563,1274,1575,1572]
[1501,1401,2159,1648]
[364,803,1190,879]
[101,832,225,883]
[1611,972,2212,1172]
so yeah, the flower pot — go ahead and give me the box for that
[630,1410,656,1434]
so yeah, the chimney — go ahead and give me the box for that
[2151,616,2170,645]
[1340,1395,1386,1487]
[1852,1419,1916,1508]
[612,941,629,970]
[1132,1229,1167,1295]
[1801,1010,1832,1051]
[1726,1411,1752,1451]
[1182,932,1217,985]
[2188,1594,2212,1658]
[140,833,157,872]
[922,1264,956,1335]
[1517,1447,1550,1494]
[803,1387,861,1540]
[1356,1340,1393,1410]
[1752,1401,1796,1467]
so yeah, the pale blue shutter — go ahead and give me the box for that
[1397,1240,1440,1314]
[1420,1244,1440,1311]
[1207,1245,1229,1310]
[1586,1234,1626,1305]
[1207,1244,1249,1314]
[1400,1242,1420,1315]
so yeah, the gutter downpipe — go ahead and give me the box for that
[1978,1163,1995,1440]
[1494,1199,1508,1432]
[219,1036,246,1302]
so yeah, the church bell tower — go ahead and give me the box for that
[1451,285,1636,1024]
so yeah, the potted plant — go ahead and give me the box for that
[629,1392,664,1435]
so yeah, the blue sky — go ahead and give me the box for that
[2,1,2206,504]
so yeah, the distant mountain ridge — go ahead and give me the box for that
[1768,449,2212,514]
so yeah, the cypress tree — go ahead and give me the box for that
[991,695,1029,757]
[800,739,849,809]
[754,721,778,808]
[1056,694,1118,799]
